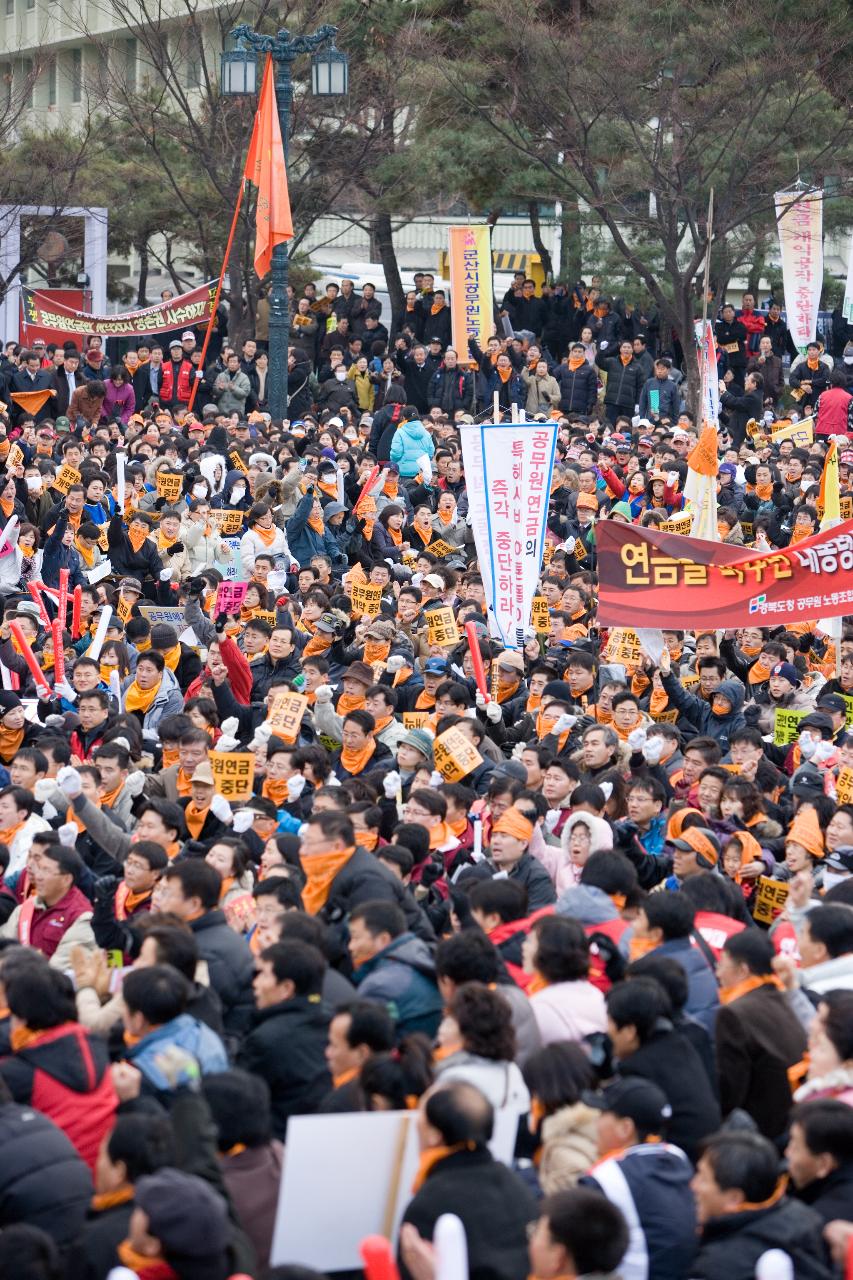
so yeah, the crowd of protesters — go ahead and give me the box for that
[0,271,850,1280]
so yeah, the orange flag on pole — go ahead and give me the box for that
[243,53,293,279]
[10,389,55,416]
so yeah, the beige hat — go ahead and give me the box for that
[497,650,525,673]
[190,762,215,786]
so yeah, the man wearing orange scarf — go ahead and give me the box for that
[715,931,806,1138]
[333,710,392,781]
[489,806,556,910]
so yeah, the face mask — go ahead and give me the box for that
[192,483,207,497]
[335,370,347,381]
[232,486,245,503]
[25,476,41,491]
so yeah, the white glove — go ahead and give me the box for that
[34,779,55,803]
[511,742,526,760]
[210,793,232,823]
[56,680,76,703]
[812,740,836,765]
[287,774,306,801]
[159,568,173,581]
[475,690,488,710]
[600,781,613,802]
[798,731,817,760]
[232,808,255,833]
[57,821,79,847]
[56,766,82,798]
[553,713,577,733]
[627,726,647,751]
[383,770,401,799]
[485,700,502,723]
[642,737,665,765]
[562,536,575,554]
[314,683,334,703]
[216,735,240,753]
[544,808,561,833]
[430,770,444,786]
[252,721,273,745]
[221,717,239,738]
[666,471,679,488]
[386,655,405,673]
[36,685,51,702]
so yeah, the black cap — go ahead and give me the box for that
[584,1077,672,1133]
[817,694,847,715]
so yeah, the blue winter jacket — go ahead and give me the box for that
[656,936,719,1036]
[389,419,435,478]
[126,1013,228,1091]
[286,492,347,569]
[353,932,443,1036]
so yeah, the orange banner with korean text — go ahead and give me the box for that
[598,518,853,630]
[449,226,494,361]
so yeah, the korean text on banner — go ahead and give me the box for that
[22,280,218,339]
[461,422,558,650]
[459,425,496,633]
[448,226,494,360]
[215,581,248,615]
[774,188,823,353]
[597,517,853,630]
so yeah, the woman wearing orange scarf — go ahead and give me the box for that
[375,504,407,562]
[336,711,387,780]
[240,501,290,575]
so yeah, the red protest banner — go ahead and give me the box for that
[21,280,218,339]
[597,519,853,630]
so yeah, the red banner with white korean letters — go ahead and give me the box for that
[597,519,853,629]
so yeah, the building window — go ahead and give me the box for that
[5,0,13,17]
[22,57,32,107]
[71,47,82,102]
[25,0,33,11]
[48,58,56,105]
[187,56,199,88]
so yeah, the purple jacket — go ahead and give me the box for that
[102,380,135,424]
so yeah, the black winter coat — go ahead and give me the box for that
[693,1197,833,1280]
[189,909,255,1037]
[400,1146,536,1280]
[321,846,435,947]
[556,361,598,414]
[597,355,644,412]
[0,1101,92,1246]
[236,996,331,1139]
[617,1023,721,1163]
[794,1159,853,1224]
[714,983,806,1138]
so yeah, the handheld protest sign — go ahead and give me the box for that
[433,726,483,782]
[210,750,255,801]
[215,580,249,614]
[426,607,460,647]
[266,691,309,744]
[155,470,184,502]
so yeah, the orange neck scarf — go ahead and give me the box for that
[308,513,325,535]
[0,498,13,520]
[387,524,403,545]
[301,845,356,914]
[526,693,542,713]
[412,1143,474,1192]
[364,640,390,665]
[128,526,148,553]
[303,632,333,657]
[497,366,512,383]
[100,782,124,808]
[620,354,633,366]
[124,678,161,715]
[340,738,376,775]
[568,355,585,371]
[0,725,24,762]
[91,1185,134,1213]
[253,523,277,546]
[720,973,783,1005]
[337,690,366,716]
[184,802,209,838]
[263,777,289,806]
[415,689,436,710]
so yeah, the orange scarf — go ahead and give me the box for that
[183,803,208,838]
[0,498,13,520]
[91,1185,134,1212]
[333,1065,360,1089]
[302,845,356,914]
[75,536,95,567]
[124,678,161,715]
[318,479,338,499]
[535,710,570,752]
[415,690,436,710]
[340,738,376,775]
[411,524,432,547]
[754,483,773,501]
[720,973,783,1005]
[337,690,366,715]
[308,513,325,535]
[383,478,399,499]
[806,357,820,371]
[430,301,445,314]
[161,645,181,671]
[412,1143,474,1192]
[0,819,24,846]
[568,355,585,371]
[428,820,454,850]
[526,693,541,713]
[175,767,193,798]
[497,366,512,383]
[364,640,390,664]
[387,524,403,545]
[128,526,149,553]
[253,523,277,546]
[263,777,289,805]
[372,713,394,734]
[448,815,468,838]
[100,782,124,808]
[496,676,520,704]
[303,632,333,657]
[0,725,24,762]
[161,746,179,769]
[436,508,454,526]
[620,354,633,366]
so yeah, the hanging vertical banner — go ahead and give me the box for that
[461,422,558,649]
[700,320,720,428]
[774,188,823,354]
[448,226,495,359]
[843,228,853,324]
